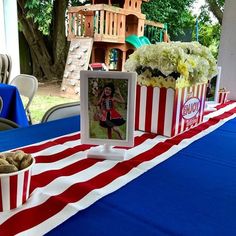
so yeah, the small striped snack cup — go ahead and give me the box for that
[0,157,35,212]
[218,90,230,104]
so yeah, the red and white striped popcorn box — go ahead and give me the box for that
[135,83,207,137]
[218,91,230,104]
[0,158,35,212]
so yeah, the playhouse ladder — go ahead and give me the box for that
[61,38,93,97]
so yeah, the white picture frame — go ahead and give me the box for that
[205,66,221,109]
[80,71,136,158]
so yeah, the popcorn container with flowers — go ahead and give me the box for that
[125,42,217,137]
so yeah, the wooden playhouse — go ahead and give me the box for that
[61,0,168,96]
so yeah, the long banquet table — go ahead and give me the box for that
[0,101,236,235]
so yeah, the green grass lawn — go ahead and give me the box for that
[23,95,76,124]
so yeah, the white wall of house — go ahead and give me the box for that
[218,0,236,100]
[0,0,6,53]
[0,0,20,80]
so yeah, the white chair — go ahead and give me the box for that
[41,102,80,123]
[0,54,12,84]
[10,74,38,124]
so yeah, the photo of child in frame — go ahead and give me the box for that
[88,78,128,140]
[206,66,221,102]
[206,77,215,101]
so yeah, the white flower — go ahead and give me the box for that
[125,42,218,87]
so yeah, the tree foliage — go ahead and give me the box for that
[195,1,224,58]
[24,0,52,35]
[142,0,196,39]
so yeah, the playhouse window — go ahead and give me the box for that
[109,48,121,71]
[111,0,125,8]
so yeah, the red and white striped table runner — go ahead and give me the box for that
[0,101,236,236]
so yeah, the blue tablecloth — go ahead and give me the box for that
[0,115,80,151]
[61,118,235,236]
[0,83,29,127]
[0,111,235,236]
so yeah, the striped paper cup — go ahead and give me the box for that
[218,91,230,104]
[0,157,35,212]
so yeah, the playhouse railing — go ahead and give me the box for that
[67,4,168,43]
[67,4,127,43]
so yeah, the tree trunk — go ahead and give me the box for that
[30,48,44,80]
[206,0,223,25]
[52,0,69,64]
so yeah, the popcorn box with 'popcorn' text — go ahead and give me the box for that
[135,83,207,137]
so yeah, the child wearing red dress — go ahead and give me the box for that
[97,83,126,139]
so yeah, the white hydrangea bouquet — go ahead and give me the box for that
[125,41,217,88]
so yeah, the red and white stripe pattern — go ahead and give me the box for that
[135,84,207,137]
[0,162,34,212]
[0,101,236,235]
[218,91,230,104]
